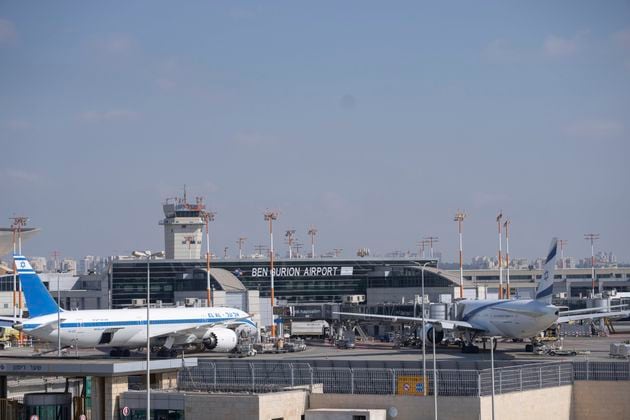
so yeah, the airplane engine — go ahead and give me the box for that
[202,328,238,352]
[422,324,444,344]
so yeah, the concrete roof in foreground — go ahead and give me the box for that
[0,356,197,377]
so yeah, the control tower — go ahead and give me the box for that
[159,190,206,260]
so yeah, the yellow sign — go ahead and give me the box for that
[396,375,428,396]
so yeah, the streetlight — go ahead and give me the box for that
[420,262,430,397]
[432,325,438,420]
[264,211,278,338]
[490,336,497,420]
[132,250,163,420]
[454,210,467,299]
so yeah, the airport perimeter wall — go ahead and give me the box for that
[309,385,573,420]
[572,381,630,420]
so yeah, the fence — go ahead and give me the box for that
[178,361,579,397]
[573,360,630,381]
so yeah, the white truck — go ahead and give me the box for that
[290,320,330,338]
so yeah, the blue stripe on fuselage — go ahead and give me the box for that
[461,301,511,322]
[23,317,256,330]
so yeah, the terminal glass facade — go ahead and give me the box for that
[110,258,442,308]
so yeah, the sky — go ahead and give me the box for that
[1,1,629,263]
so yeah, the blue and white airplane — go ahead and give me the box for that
[4,255,257,357]
[337,238,630,352]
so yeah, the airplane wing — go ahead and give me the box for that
[334,312,483,331]
[559,305,627,316]
[150,315,253,339]
[557,310,630,323]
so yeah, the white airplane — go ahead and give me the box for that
[336,238,630,352]
[2,255,257,357]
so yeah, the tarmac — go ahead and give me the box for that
[0,322,628,365]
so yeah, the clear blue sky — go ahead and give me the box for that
[1,1,629,262]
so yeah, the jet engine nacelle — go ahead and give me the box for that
[202,328,238,352]
[421,323,444,344]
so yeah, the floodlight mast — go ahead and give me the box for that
[584,233,600,296]
[503,219,511,299]
[237,237,247,260]
[264,211,279,337]
[454,210,466,299]
[424,236,439,259]
[202,211,216,307]
[558,239,568,269]
[285,229,296,259]
[308,227,318,259]
[496,211,503,299]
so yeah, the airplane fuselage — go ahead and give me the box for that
[455,299,559,339]
[21,307,256,348]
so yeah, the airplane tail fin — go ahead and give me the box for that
[14,255,60,318]
[534,238,558,304]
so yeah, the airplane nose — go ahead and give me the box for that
[13,323,23,331]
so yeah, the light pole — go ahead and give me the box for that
[203,211,216,307]
[584,233,600,296]
[490,336,496,420]
[421,262,430,396]
[264,211,278,337]
[454,210,466,299]
[432,325,438,420]
[424,236,439,259]
[133,250,162,420]
[146,254,151,419]
[308,227,318,259]
[504,219,510,299]
[496,211,503,299]
[57,269,61,357]
[558,239,568,269]
[285,229,296,259]
[237,237,247,260]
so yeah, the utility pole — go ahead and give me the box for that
[504,219,511,299]
[236,237,247,259]
[264,211,279,338]
[584,233,600,296]
[454,210,466,299]
[203,211,216,307]
[496,211,503,299]
[424,236,439,259]
[307,227,318,259]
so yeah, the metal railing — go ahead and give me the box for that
[573,359,630,381]
[178,360,585,396]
